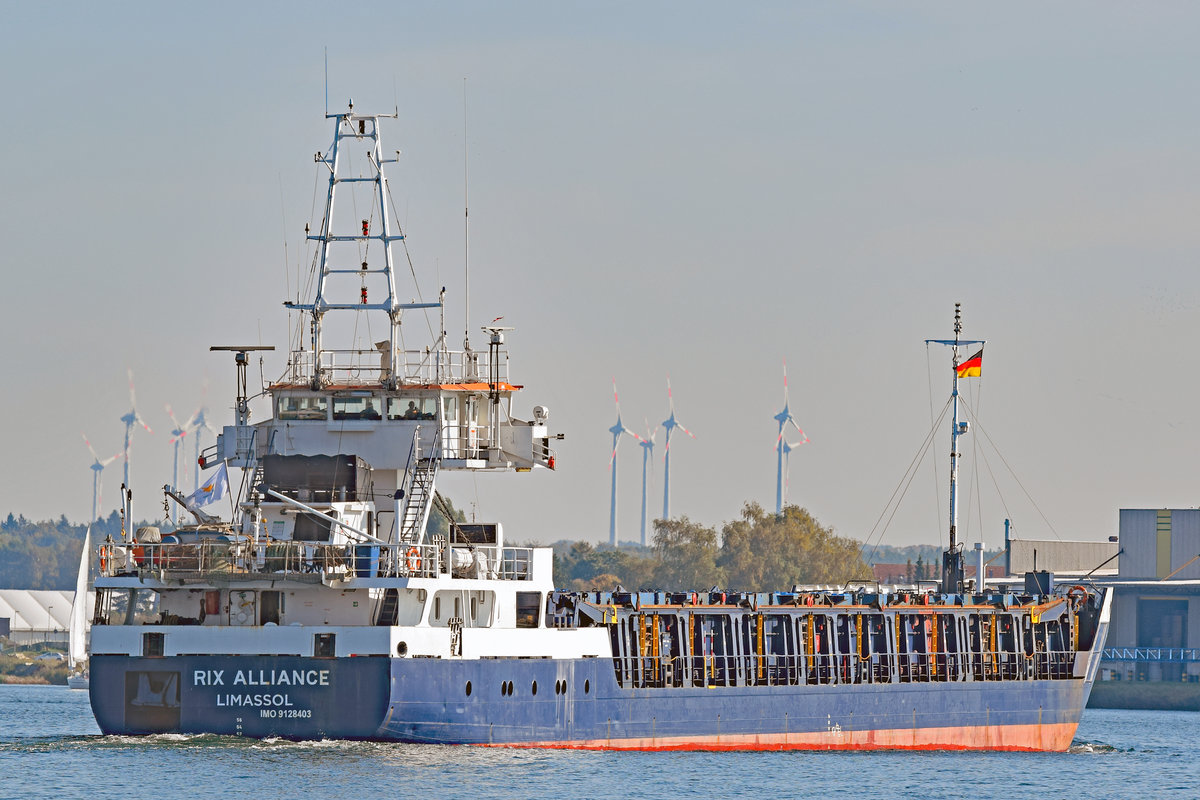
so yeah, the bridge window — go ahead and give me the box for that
[333,395,381,420]
[387,396,437,421]
[277,395,328,420]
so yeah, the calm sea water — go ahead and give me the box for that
[1,685,1197,800]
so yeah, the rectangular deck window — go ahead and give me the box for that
[259,591,283,625]
[143,632,165,658]
[516,592,541,628]
[314,633,336,657]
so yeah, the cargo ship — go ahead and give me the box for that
[88,102,1110,750]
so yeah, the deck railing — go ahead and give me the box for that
[281,345,508,387]
[98,541,534,582]
[1101,647,1200,664]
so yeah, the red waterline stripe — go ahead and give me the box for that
[474,722,1079,752]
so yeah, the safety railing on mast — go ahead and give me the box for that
[281,345,508,387]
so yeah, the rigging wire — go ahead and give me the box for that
[975,434,1015,523]
[959,395,1064,542]
[849,396,953,584]
[384,178,439,343]
[924,343,943,539]
[279,173,290,305]
[962,375,985,543]
[971,378,986,546]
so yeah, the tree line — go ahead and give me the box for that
[0,512,111,590]
[553,502,870,593]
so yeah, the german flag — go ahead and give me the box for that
[956,349,983,378]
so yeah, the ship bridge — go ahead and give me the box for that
[208,103,558,480]
[259,344,553,473]
[212,334,556,476]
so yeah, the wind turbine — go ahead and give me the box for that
[780,439,806,510]
[165,404,200,523]
[638,419,656,547]
[774,360,809,515]
[119,368,153,520]
[82,434,121,523]
[191,408,219,491]
[660,375,695,521]
[608,380,643,547]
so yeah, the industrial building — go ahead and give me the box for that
[1002,510,1200,709]
[0,589,81,647]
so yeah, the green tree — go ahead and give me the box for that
[650,516,723,590]
[550,541,659,591]
[718,502,868,591]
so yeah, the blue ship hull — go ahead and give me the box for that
[91,653,1095,749]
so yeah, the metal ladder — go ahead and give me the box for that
[397,429,440,545]
[374,588,399,626]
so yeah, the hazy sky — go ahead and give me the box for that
[3,3,1200,553]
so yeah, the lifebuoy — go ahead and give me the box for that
[99,546,108,573]
[405,546,422,573]
[1067,585,1087,605]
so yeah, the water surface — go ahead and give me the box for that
[2,685,1196,799]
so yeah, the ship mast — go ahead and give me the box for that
[286,100,440,389]
[925,303,984,594]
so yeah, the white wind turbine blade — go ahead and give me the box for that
[643,419,657,477]
[166,403,202,443]
[165,403,186,442]
[609,378,643,455]
[668,380,695,440]
[82,433,100,463]
[82,433,121,467]
[128,369,153,434]
[662,374,696,456]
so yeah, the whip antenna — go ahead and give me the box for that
[463,76,471,351]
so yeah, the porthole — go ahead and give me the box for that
[562,679,567,694]
[554,680,561,695]
[508,680,514,695]
[465,681,472,696]
[584,679,590,694]
[396,641,408,656]
[531,680,538,696]
[500,681,508,696]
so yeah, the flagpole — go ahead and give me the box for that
[948,305,962,588]
[925,303,985,593]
